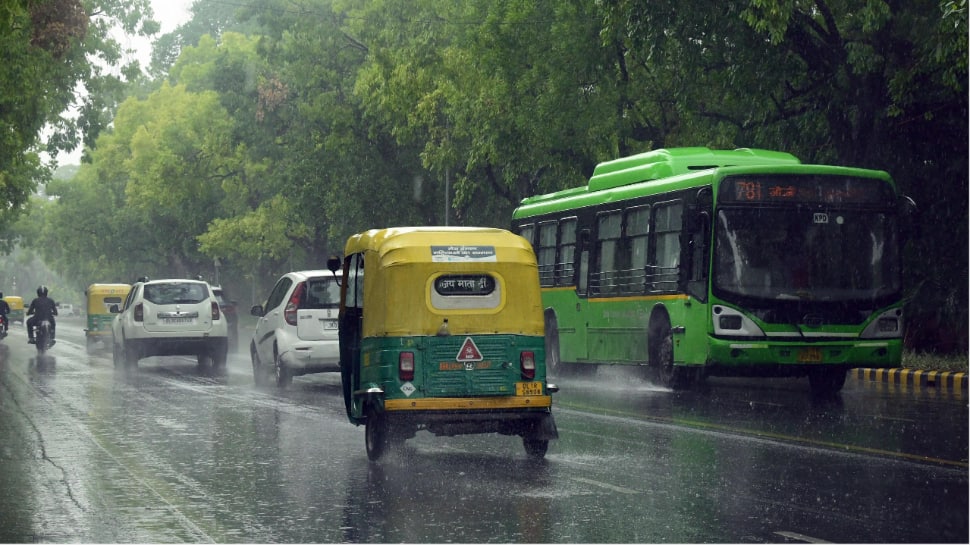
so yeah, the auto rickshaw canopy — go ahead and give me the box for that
[342,227,544,338]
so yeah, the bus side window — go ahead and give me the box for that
[557,217,577,286]
[537,221,557,287]
[653,201,682,292]
[577,230,590,296]
[595,211,624,295]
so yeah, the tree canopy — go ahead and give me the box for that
[3,0,967,352]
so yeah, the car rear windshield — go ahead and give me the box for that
[143,282,208,305]
[304,278,340,309]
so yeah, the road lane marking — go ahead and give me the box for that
[556,404,969,469]
[775,530,833,543]
[567,476,638,494]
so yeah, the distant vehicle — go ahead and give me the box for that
[3,296,24,325]
[512,147,915,396]
[110,278,228,370]
[250,269,342,388]
[56,303,76,316]
[331,226,558,461]
[84,284,132,353]
[211,286,238,352]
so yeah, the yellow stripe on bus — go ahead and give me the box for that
[385,396,552,411]
[587,293,690,303]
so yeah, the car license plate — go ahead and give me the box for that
[164,317,195,325]
[797,347,823,363]
[515,381,542,396]
[322,319,338,329]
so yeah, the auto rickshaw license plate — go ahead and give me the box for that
[797,347,823,362]
[515,381,542,396]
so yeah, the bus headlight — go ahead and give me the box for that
[861,308,903,339]
[713,306,765,337]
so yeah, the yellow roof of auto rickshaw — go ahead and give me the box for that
[343,226,536,265]
[86,283,132,294]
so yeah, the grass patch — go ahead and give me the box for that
[902,351,969,373]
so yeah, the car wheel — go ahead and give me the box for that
[123,342,139,368]
[274,348,292,388]
[112,339,123,368]
[212,341,228,369]
[251,344,268,387]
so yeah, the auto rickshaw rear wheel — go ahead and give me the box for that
[365,412,389,461]
[523,437,549,459]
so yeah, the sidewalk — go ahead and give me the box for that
[853,368,968,391]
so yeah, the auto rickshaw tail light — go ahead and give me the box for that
[211,301,221,321]
[399,352,415,381]
[520,351,536,380]
[133,303,144,322]
[284,282,306,326]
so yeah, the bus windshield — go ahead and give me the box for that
[713,207,900,303]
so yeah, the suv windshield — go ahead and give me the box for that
[143,282,208,305]
[713,207,900,303]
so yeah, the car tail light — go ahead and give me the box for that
[133,303,144,322]
[520,351,536,380]
[284,282,305,326]
[211,301,221,320]
[399,352,415,381]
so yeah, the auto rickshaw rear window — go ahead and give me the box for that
[434,275,496,296]
[430,273,502,310]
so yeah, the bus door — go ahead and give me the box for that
[567,229,590,362]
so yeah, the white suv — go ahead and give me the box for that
[250,269,341,387]
[110,278,229,370]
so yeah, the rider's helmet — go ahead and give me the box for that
[37,285,48,297]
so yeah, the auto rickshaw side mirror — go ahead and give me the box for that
[326,255,342,286]
[250,305,263,317]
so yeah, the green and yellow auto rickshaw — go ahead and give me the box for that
[2,295,24,325]
[329,226,558,461]
[84,283,131,352]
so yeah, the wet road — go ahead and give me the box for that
[0,318,966,543]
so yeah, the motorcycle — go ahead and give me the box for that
[34,320,54,354]
[0,314,7,340]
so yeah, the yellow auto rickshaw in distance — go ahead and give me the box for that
[84,283,131,353]
[2,295,24,325]
[329,226,559,461]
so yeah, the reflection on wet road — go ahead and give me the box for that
[0,320,966,543]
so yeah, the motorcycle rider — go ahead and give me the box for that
[0,292,9,334]
[26,285,57,345]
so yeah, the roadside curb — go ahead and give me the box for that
[853,368,968,391]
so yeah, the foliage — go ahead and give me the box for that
[4,0,968,352]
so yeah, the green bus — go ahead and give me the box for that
[511,147,914,396]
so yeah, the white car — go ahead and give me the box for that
[110,278,229,370]
[250,269,342,387]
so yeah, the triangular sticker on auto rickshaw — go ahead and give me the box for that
[456,336,483,362]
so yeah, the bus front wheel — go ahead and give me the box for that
[808,367,847,397]
[651,321,691,390]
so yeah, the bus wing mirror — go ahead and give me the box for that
[899,195,919,239]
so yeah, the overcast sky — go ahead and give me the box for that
[51,0,194,166]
